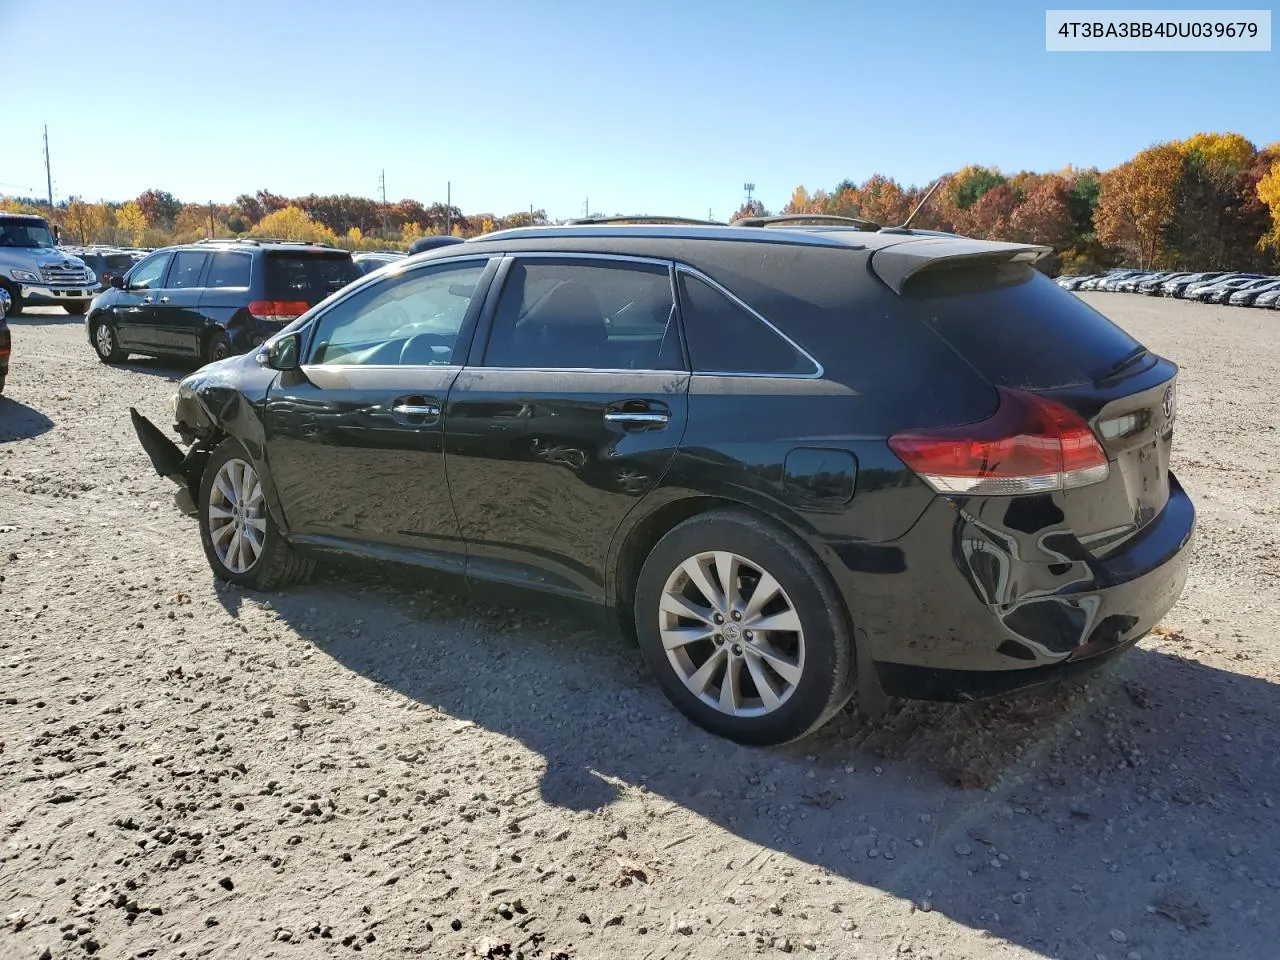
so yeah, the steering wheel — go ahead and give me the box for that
[399,332,456,365]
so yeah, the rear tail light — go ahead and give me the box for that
[247,300,309,322]
[889,387,1110,495]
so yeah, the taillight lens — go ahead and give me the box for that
[248,300,309,322]
[889,387,1110,495]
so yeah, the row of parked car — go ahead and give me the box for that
[1058,270,1280,308]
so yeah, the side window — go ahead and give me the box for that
[307,260,488,366]
[126,252,172,291]
[168,251,208,289]
[483,259,682,370]
[677,271,818,376]
[205,252,251,289]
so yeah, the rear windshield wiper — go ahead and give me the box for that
[1095,346,1150,382]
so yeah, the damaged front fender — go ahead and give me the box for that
[129,407,209,517]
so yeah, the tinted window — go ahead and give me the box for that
[903,264,1142,389]
[127,252,171,291]
[265,253,361,303]
[104,254,135,276]
[484,259,681,370]
[168,251,208,289]
[677,272,817,375]
[307,260,487,366]
[205,252,252,289]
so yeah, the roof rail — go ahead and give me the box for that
[565,215,726,226]
[193,236,338,248]
[732,214,882,231]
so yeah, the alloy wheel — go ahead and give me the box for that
[95,323,115,358]
[658,550,805,717]
[207,458,267,573]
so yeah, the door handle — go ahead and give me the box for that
[142,296,155,303]
[393,403,441,417]
[604,411,669,425]
[158,296,170,303]
[391,395,441,423]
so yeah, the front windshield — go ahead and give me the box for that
[0,218,56,249]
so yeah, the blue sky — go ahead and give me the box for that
[3,0,1275,219]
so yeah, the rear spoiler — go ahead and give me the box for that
[870,237,1052,295]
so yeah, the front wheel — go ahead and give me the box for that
[0,285,20,317]
[633,509,856,745]
[198,438,314,590]
[91,318,125,363]
[63,302,88,316]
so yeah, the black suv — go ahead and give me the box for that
[130,216,1195,745]
[87,238,361,365]
[65,246,143,290]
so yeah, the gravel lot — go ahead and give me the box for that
[2,294,1278,960]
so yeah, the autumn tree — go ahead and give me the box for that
[946,166,1006,210]
[1094,143,1183,268]
[115,201,147,245]
[249,206,339,245]
[1257,157,1280,251]
[1009,175,1076,248]
[136,189,182,229]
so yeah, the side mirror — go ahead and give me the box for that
[261,332,301,371]
[110,275,125,289]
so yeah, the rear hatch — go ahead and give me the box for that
[887,258,1176,556]
[264,250,362,307]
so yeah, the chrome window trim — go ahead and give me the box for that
[673,264,825,380]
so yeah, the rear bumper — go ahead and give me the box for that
[19,284,98,305]
[829,474,1195,701]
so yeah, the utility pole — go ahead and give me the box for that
[743,182,755,209]
[584,196,589,219]
[708,207,713,222]
[43,125,53,211]
[379,169,389,237]
[446,181,451,235]
[208,201,215,238]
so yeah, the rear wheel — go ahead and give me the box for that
[63,302,88,316]
[91,318,125,363]
[204,329,232,365]
[633,509,856,745]
[198,438,314,590]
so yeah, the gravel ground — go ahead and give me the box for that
[1,295,1277,960]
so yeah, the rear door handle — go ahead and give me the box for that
[605,401,670,429]
[605,411,669,425]
[158,296,170,304]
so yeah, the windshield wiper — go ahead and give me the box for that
[1095,346,1150,383]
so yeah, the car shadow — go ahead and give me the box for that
[118,356,196,382]
[249,569,1276,958]
[6,311,87,327]
[0,396,54,442]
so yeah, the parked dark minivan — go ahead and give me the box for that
[87,238,361,365]
[130,217,1195,744]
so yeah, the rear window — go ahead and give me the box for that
[265,253,361,302]
[902,264,1143,389]
[206,251,251,289]
[105,254,135,274]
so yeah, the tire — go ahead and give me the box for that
[204,329,232,366]
[633,509,856,745]
[91,318,125,363]
[197,437,314,590]
[0,284,20,317]
[63,302,88,316]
